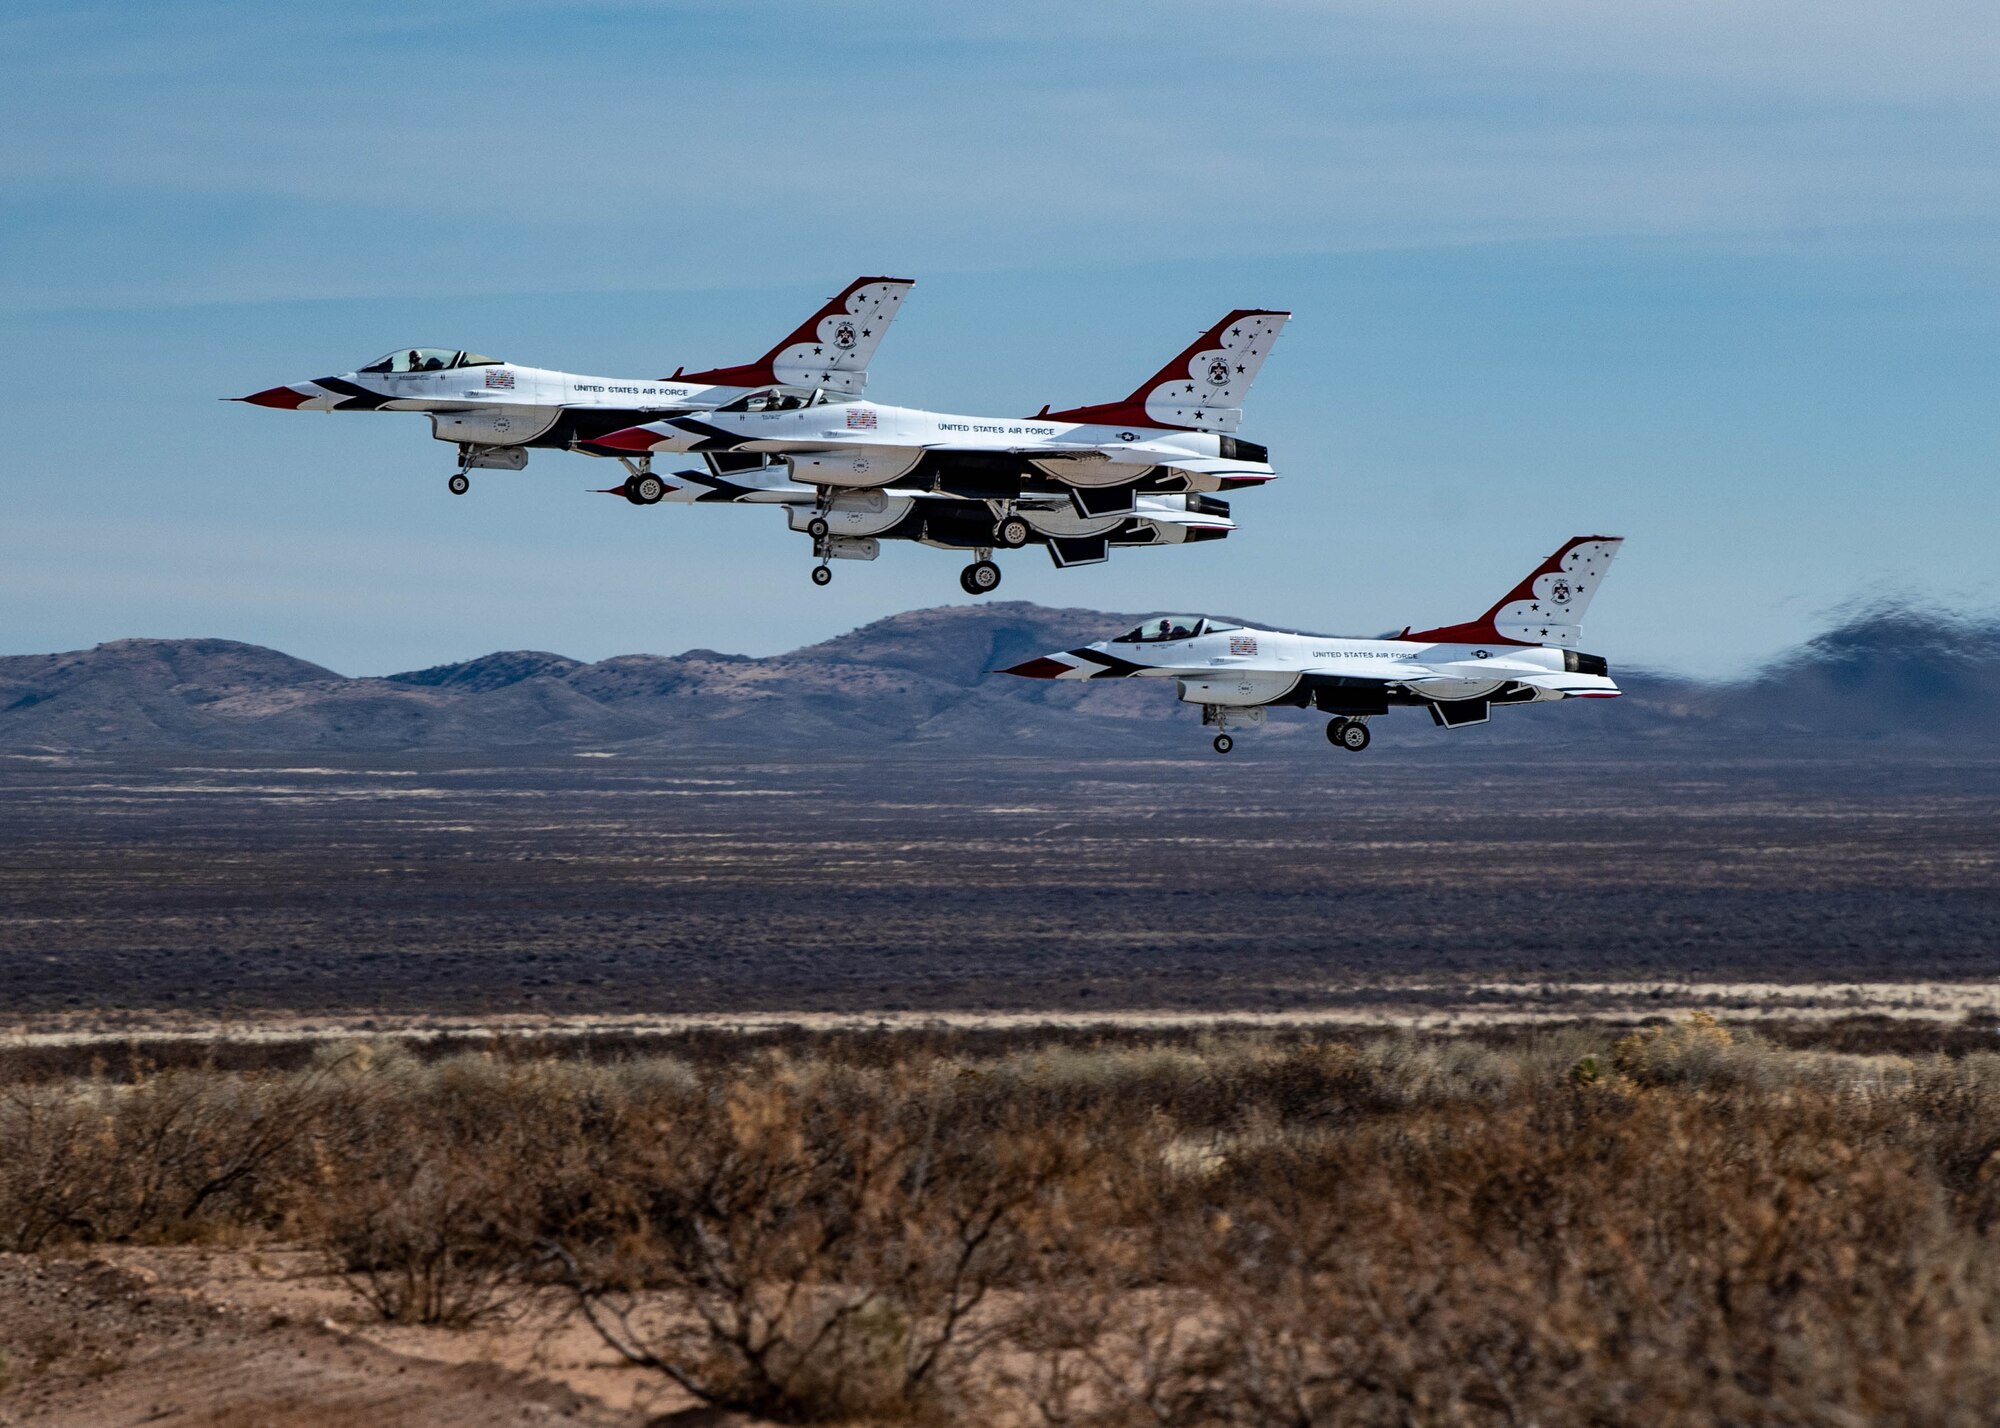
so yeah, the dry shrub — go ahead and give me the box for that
[10,1022,2000,1423]
[0,1054,343,1251]
[303,1044,678,1326]
[1012,1070,2000,1427]
[549,1057,1083,1422]
[315,1144,528,1326]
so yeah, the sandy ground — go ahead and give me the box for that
[6,979,2000,1049]
[0,1252,698,1427]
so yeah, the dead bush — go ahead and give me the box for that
[549,1057,1080,1422]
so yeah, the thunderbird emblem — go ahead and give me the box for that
[1552,580,1572,604]
[833,320,858,350]
[1206,358,1231,386]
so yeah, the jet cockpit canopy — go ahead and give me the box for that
[358,348,504,374]
[716,388,840,414]
[1111,616,1241,644]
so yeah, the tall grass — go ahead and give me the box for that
[5,1020,2000,1422]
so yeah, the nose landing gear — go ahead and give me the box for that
[1200,703,1262,753]
[447,472,470,496]
[810,563,833,587]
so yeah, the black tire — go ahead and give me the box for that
[1338,720,1371,752]
[447,473,470,495]
[995,515,1032,549]
[633,474,665,505]
[807,516,831,541]
[810,564,833,587]
[1326,718,1347,745]
[965,560,1002,594]
[1212,733,1234,755]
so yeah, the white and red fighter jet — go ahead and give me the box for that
[1001,536,1624,753]
[230,277,913,493]
[590,308,1289,591]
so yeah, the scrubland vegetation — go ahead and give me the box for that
[7,1017,2000,1424]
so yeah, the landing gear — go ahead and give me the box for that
[624,473,665,505]
[447,473,470,496]
[959,558,1001,595]
[1200,703,1262,753]
[810,564,833,587]
[806,516,831,541]
[993,514,1032,549]
[1327,717,1372,752]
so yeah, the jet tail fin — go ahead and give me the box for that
[1404,536,1624,648]
[672,276,914,394]
[1038,308,1290,433]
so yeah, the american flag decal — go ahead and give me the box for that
[846,407,877,430]
[1230,635,1258,656]
[484,369,515,390]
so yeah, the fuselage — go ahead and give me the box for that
[237,354,779,453]
[646,460,1230,549]
[1018,621,1620,707]
[595,397,1277,493]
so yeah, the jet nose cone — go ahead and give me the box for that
[997,656,1072,679]
[234,384,314,409]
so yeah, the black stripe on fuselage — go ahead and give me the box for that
[1065,648,1148,678]
[314,377,395,410]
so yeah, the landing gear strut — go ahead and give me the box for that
[1327,717,1372,752]
[1200,703,1261,753]
[959,549,1001,595]
[447,472,470,496]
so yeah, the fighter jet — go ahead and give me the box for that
[613,459,1235,592]
[230,277,914,493]
[590,308,1289,592]
[1001,536,1624,753]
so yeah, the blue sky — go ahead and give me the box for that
[2,0,1995,677]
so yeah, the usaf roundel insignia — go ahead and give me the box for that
[834,320,858,350]
[1551,580,1572,604]
[1206,357,1231,386]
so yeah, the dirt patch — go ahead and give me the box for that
[0,1253,661,1426]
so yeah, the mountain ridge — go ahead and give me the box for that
[1,602,1993,755]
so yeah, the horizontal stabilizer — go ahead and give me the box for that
[1047,536,1110,568]
[1428,698,1491,729]
[1069,485,1140,519]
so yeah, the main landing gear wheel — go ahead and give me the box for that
[806,516,831,541]
[994,515,1032,549]
[1328,718,1371,751]
[810,564,833,587]
[959,560,1002,595]
[1212,733,1235,755]
[447,473,470,496]
[629,473,666,505]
